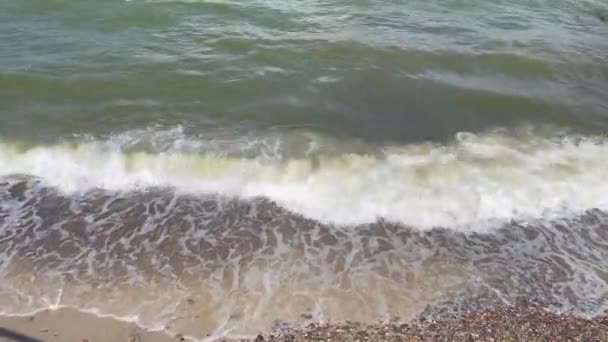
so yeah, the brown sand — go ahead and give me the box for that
[0,308,173,342]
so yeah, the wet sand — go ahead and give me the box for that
[1,302,607,342]
[0,308,173,342]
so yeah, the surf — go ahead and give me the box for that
[1,128,607,231]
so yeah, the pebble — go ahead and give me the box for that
[257,302,608,342]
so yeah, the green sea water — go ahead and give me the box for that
[1,0,607,144]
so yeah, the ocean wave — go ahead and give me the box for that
[1,128,607,231]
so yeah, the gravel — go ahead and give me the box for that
[254,302,608,341]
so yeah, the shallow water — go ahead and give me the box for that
[1,0,608,340]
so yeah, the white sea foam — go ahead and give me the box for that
[1,130,607,231]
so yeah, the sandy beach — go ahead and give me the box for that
[1,302,607,342]
[0,309,172,342]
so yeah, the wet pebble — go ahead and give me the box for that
[257,302,608,341]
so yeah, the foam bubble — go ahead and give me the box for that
[1,130,607,231]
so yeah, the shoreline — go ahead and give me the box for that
[0,308,172,342]
[1,302,607,342]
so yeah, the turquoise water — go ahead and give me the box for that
[1,0,608,340]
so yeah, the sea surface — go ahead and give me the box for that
[1,0,608,339]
